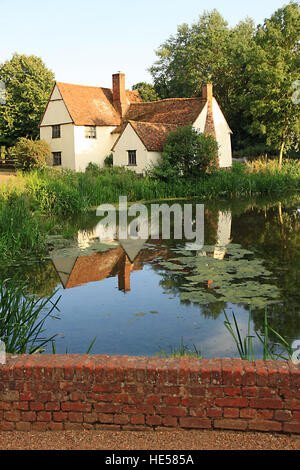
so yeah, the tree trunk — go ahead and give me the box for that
[279,141,285,167]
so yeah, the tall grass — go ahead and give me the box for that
[224,309,294,361]
[0,278,60,354]
[3,161,299,218]
[0,192,47,261]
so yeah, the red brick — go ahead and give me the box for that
[189,408,206,418]
[146,395,161,405]
[114,414,129,425]
[163,396,180,406]
[158,406,187,417]
[180,417,211,429]
[249,420,282,432]
[4,411,21,421]
[250,398,282,409]
[215,398,248,408]
[214,419,247,430]
[30,402,44,411]
[130,415,145,425]
[274,409,292,421]
[224,387,241,397]
[37,411,52,422]
[146,415,162,426]
[53,411,68,422]
[207,408,223,418]
[283,422,300,434]
[224,408,239,418]
[45,402,60,411]
[16,422,31,431]
[98,413,114,423]
[162,416,178,427]
[69,412,83,422]
[61,402,91,412]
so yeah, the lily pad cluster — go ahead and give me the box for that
[158,244,281,307]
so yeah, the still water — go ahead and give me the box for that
[2,194,299,358]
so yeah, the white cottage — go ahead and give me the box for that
[39,73,232,173]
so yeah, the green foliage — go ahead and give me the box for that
[132,82,160,102]
[0,53,55,147]
[10,137,51,171]
[156,337,202,358]
[104,153,113,167]
[149,4,300,157]
[224,309,294,361]
[241,2,300,162]
[0,277,60,354]
[149,126,218,182]
[0,191,47,262]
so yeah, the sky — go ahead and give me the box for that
[0,0,291,89]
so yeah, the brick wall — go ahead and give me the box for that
[0,354,299,433]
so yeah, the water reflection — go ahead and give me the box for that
[51,241,169,293]
[0,194,299,356]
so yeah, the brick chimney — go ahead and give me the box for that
[202,83,213,102]
[112,72,129,117]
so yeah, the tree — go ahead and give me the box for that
[149,10,257,152]
[149,126,218,181]
[241,2,300,164]
[11,137,52,171]
[132,82,160,102]
[0,54,55,147]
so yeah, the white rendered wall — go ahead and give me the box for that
[74,126,118,172]
[40,123,75,170]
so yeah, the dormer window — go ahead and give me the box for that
[85,126,97,139]
[52,125,61,139]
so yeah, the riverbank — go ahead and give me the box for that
[0,160,299,263]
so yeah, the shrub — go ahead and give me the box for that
[10,138,51,171]
[104,153,113,167]
[149,126,219,182]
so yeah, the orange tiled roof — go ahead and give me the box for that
[123,97,206,127]
[56,82,142,126]
[124,121,180,151]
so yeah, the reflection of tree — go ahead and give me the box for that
[0,260,60,298]
[231,201,300,342]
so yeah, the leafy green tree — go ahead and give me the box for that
[240,2,300,164]
[149,10,230,104]
[11,137,52,171]
[132,82,160,102]
[0,54,55,147]
[149,126,218,181]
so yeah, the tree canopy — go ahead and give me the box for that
[0,53,55,147]
[132,82,160,101]
[149,3,300,159]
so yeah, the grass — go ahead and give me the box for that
[224,309,294,361]
[156,337,202,358]
[0,160,298,263]
[0,277,60,354]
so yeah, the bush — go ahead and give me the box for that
[149,126,218,182]
[104,153,113,167]
[10,138,51,171]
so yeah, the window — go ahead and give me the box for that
[52,152,62,166]
[85,126,97,139]
[52,125,61,139]
[127,150,136,166]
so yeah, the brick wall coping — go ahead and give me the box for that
[0,354,299,433]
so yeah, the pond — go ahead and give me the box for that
[1,193,299,358]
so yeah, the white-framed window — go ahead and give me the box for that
[85,126,97,139]
[127,150,136,166]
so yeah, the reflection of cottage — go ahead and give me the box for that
[213,211,232,260]
[51,243,168,292]
[40,73,232,172]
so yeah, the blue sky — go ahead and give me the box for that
[0,0,290,89]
